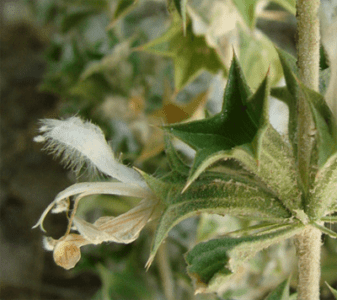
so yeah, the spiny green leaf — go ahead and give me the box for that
[137,22,226,90]
[308,153,337,219]
[326,282,337,299]
[147,176,292,266]
[185,224,303,293]
[264,278,290,300]
[164,55,268,187]
[165,55,302,213]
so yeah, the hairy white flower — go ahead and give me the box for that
[34,117,147,187]
[34,117,159,270]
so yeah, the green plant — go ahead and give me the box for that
[33,0,337,299]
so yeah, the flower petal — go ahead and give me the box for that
[52,234,90,270]
[49,198,158,269]
[95,198,157,243]
[73,216,111,244]
[32,182,152,231]
[73,198,157,245]
[34,117,147,187]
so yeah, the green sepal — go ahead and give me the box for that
[138,169,184,205]
[164,134,190,176]
[164,55,269,188]
[147,176,292,267]
[264,277,291,300]
[326,282,337,299]
[308,152,337,219]
[185,224,303,293]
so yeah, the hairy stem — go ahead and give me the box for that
[295,226,322,300]
[296,0,320,189]
[295,1,322,300]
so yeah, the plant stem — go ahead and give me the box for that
[296,0,320,189]
[294,225,322,300]
[295,1,321,300]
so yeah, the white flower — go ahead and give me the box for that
[33,117,160,270]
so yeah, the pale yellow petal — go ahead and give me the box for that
[73,216,110,244]
[53,234,89,270]
[94,198,157,244]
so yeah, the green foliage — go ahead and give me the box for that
[185,225,303,293]
[164,55,302,213]
[112,0,139,25]
[272,49,337,168]
[138,20,226,91]
[148,48,336,293]
[163,55,268,187]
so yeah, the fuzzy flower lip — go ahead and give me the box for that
[33,117,159,270]
[33,117,148,188]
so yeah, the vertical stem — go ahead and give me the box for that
[295,1,321,300]
[295,226,322,300]
[297,0,320,91]
[296,0,320,189]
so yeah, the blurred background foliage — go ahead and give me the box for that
[1,0,336,299]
